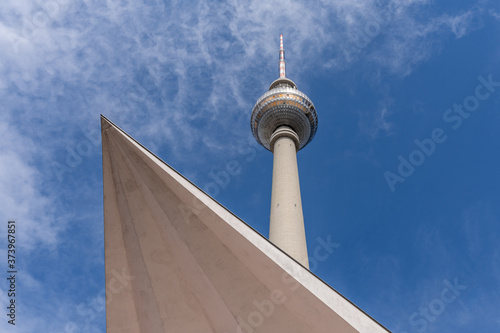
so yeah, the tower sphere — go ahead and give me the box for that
[250,37,318,151]
[250,79,318,151]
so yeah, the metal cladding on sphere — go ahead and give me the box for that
[251,37,318,152]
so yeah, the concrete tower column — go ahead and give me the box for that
[251,35,317,270]
[269,126,309,268]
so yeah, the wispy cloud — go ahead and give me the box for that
[1,0,483,154]
[489,9,500,20]
[358,97,395,139]
[0,119,63,250]
[0,0,485,263]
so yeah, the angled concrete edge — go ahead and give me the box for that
[101,114,390,333]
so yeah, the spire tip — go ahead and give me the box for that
[279,34,286,78]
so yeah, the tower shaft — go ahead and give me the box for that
[269,126,309,267]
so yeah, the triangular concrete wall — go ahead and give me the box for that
[101,115,390,333]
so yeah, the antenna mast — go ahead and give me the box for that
[279,34,286,78]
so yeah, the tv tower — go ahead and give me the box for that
[250,34,318,268]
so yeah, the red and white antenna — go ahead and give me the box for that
[279,34,286,78]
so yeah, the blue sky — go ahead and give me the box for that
[1,0,499,332]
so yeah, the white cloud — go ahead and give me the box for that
[0,120,63,250]
[489,9,500,20]
[0,0,486,258]
[1,0,483,148]
[358,97,395,139]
